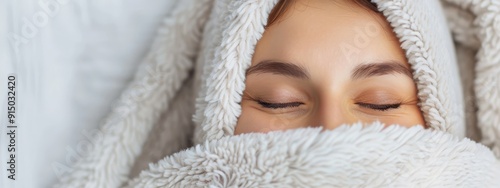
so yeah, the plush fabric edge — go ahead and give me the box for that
[372,0,465,137]
[128,123,500,187]
[192,0,280,143]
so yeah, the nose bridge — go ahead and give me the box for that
[318,95,354,130]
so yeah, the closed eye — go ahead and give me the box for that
[356,102,401,111]
[258,101,304,109]
[258,101,400,111]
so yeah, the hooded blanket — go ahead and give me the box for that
[55,0,500,187]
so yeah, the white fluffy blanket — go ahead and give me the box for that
[128,123,500,187]
[54,0,500,187]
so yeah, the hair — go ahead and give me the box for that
[267,0,380,27]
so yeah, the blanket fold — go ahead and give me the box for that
[128,123,500,187]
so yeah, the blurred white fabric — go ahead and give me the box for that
[0,0,177,187]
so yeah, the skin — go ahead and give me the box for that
[234,0,425,134]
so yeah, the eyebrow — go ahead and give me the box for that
[246,60,310,79]
[351,62,413,80]
[245,60,412,80]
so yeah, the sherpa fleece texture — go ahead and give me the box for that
[128,123,500,187]
[442,0,500,158]
[55,0,500,187]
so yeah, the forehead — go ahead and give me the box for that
[253,0,407,69]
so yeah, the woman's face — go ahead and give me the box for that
[235,0,425,134]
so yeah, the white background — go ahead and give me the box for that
[0,0,177,187]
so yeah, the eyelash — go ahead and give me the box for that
[257,101,304,109]
[257,101,401,111]
[356,102,401,111]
